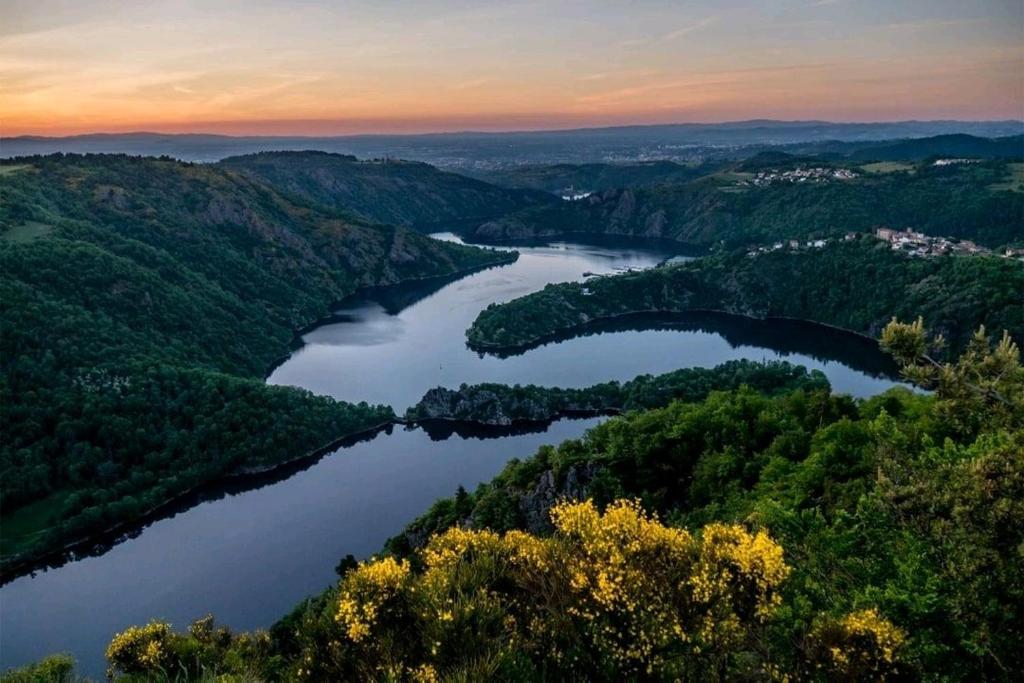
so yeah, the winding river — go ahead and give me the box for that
[0,235,907,677]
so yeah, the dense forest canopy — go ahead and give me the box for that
[218,151,555,231]
[467,238,1024,356]
[461,160,712,194]
[24,322,1017,681]
[469,158,1024,249]
[0,154,514,572]
[406,360,831,426]
[2,141,1022,681]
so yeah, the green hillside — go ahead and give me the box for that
[218,151,556,231]
[30,322,1019,681]
[467,238,1024,354]
[470,159,1024,249]
[0,154,514,571]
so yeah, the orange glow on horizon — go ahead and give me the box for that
[2,1,1021,137]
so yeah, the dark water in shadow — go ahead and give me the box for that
[0,235,907,677]
[269,234,903,409]
[480,311,901,379]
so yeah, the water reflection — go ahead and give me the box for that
[478,311,901,380]
[1,235,907,678]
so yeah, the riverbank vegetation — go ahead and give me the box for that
[406,360,830,425]
[19,319,1017,680]
[0,154,515,573]
[467,238,1024,355]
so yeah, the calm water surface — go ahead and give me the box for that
[1,235,905,677]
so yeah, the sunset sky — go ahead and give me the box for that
[1,0,1022,136]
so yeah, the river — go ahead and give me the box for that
[0,235,906,677]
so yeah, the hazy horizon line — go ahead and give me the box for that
[6,116,1024,141]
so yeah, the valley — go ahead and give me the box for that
[1,136,1020,681]
[0,234,910,678]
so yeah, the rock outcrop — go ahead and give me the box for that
[407,384,613,426]
[518,462,602,534]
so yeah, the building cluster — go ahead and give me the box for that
[747,237,833,257]
[873,227,987,257]
[745,230,1022,263]
[560,190,593,201]
[932,158,980,167]
[739,167,858,187]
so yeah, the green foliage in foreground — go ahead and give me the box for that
[405,359,830,424]
[0,154,513,569]
[0,655,77,683]
[467,238,1024,356]
[59,323,1022,681]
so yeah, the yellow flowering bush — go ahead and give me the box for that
[549,500,790,676]
[322,498,790,680]
[809,607,906,680]
[335,556,411,642]
[105,620,172,677]
[105,617,271,680]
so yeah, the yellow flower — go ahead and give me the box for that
[323,498,791,679]
[812,607,906,675]
[410,663,439,682]
[335,556,410,642]
[106,620,171,675]
[837,608,905,664]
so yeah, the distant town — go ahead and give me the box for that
[738,166,859,187]
[747,228,1024,261]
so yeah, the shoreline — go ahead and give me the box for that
[467,307,883,354]
[0,418,398,584]
[2,249,519,584]
[264,250,519,379]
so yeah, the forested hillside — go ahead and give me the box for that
[464,160,712,193]
[467,238,1024,354]
[470,159,1024,248]
[847,133,1024,161]
[29,321,1019,681]
[0,154,514,572]
[406,360,830,425]
[218,151,556,231]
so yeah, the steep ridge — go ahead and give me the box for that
[0,153,515,572]
[218,150,557,231]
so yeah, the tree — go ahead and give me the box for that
[881,317,1023,434]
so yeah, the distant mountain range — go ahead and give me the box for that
[3,120,1022,167]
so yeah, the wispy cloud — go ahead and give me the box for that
[448,77,494,91]
[883,17,988,32]
[575,63,832,106]
[663,16,718,41]
[620,16,717,48]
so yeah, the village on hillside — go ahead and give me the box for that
[738,167,859,187]
[746,228,1023,261]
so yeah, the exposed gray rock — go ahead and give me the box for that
[519,462,602,534]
